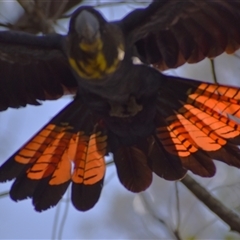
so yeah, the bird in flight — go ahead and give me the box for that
[0,0,240,211]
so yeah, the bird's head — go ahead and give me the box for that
[67,7,125,80]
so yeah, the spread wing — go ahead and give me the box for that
[0,31,78,110]
[121,0,240,70]
[0,99,107,211]
[154,76,240,177]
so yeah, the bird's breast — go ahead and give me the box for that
[68,43,125,80]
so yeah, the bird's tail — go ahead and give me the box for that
[2,77,240,210]
[0,99,108,211]
[111,76,240,193]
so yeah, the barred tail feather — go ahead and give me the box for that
[155,76,240,177]
[113,145,152,193]
[144,135,187,180]
[0,99,107,211]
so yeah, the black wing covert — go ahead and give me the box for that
[0,31,78,110]
[121,0,240,70]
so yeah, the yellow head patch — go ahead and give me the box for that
[69,38,125,79]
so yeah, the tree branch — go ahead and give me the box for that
[181,174,240,233]
[0,191,9,198]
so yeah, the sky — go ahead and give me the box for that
[0,1,240,239]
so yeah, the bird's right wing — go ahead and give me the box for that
[0,98,107,212]
[0,31,78,111]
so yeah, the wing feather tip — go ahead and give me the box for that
[71,181,103,211]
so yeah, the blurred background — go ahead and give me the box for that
[0,1,240,239]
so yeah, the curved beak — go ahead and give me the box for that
[75,10,100,43]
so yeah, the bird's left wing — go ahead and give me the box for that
[0,31,78,110]
[120,0,240,70]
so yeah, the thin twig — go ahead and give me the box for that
[234,53,240,59]
[0,191,9,198]
[17,0,54,33]
[0,23,13,28]
[52,1,69,22]
[51,200,62,240]
[210,59,218,84]
[139,192,178,239]
[181,174,240,233]
[60,0,147,19]
[106,160,114,166]
[93,0,145,8]
[57,188,70,240]
[175,182,180,229]
[17,0,35,14]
